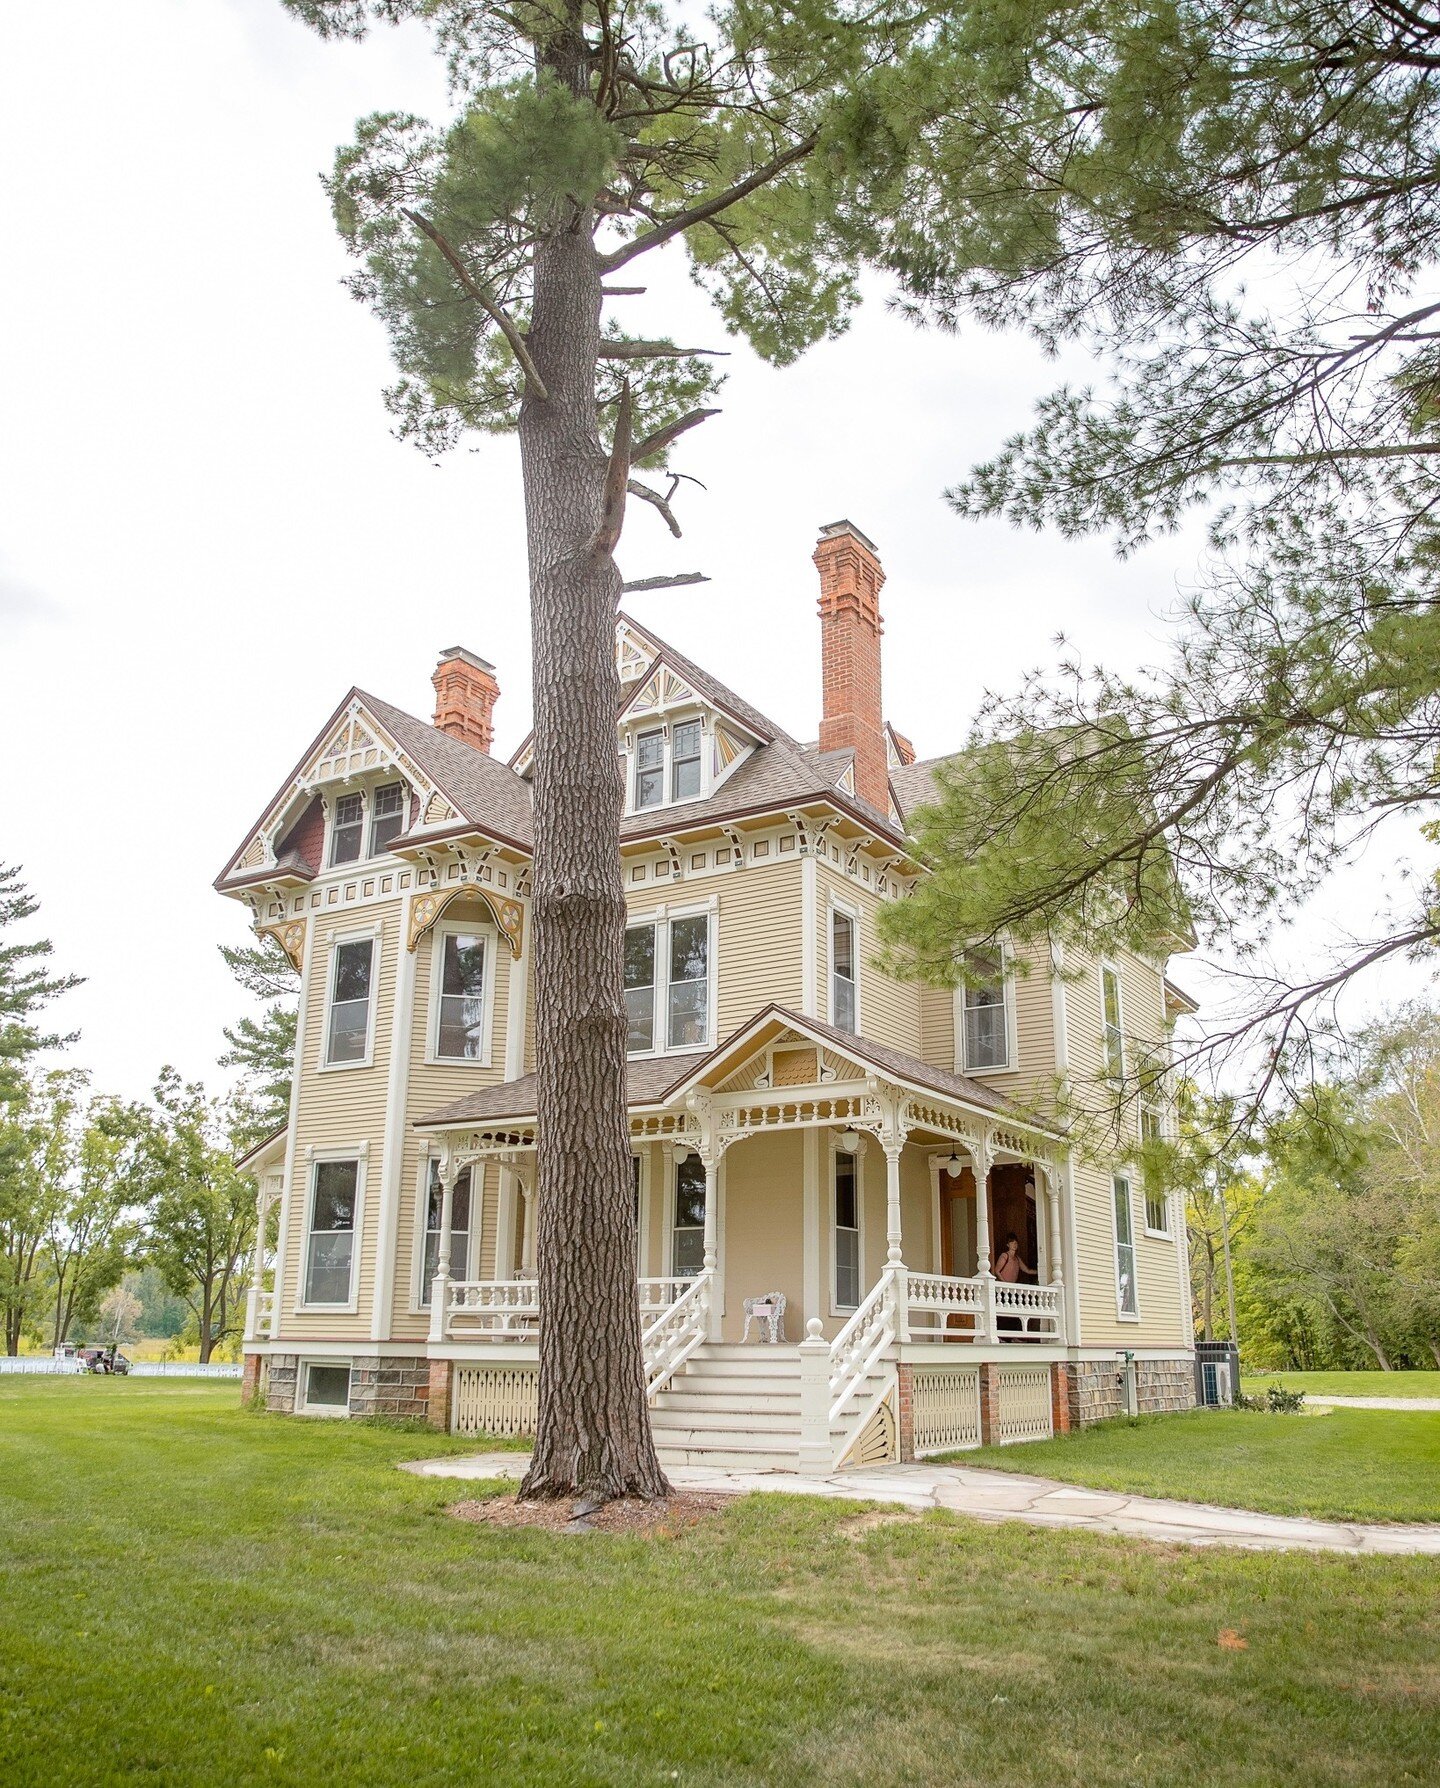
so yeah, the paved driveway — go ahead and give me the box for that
[402,1452,1440,1555]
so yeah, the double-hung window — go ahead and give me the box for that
[420,1162,472,1302]
[962,951,1009,1071]
[325,937,375,1066]
[831,909,857,1033]
[1112,1174,1138,1316]
[625,911,711,1054]
[368,782,406,855]
[833,1149,860,1309]
[1102,965,1126,1082]
[1140,1106,1169,1233]
[671,720,702,801]
[635,729,665,809]
[672,1154,706,1276]
[330,792,363,865]
[305,1159,358,1305]
[435,930,488,1061]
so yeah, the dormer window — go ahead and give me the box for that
[635,730,665,809]
[369,782,406,855]
[671,720,702,801]
[330,794,363,866]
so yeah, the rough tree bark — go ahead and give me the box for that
[515,31,669,1501]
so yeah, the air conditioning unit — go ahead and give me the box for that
[1201,1359,1232,1406]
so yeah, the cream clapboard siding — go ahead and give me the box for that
[814,859,920,1049]
[283,900,401,1340]
[1064,945,1188,1349]
[387,903,516,1339]
[919,983,955,1075]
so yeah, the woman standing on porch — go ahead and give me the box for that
[995,1233,1034,1337]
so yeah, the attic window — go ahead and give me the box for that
[369,783,406,855]
[672,721,702,800]
[330,794,363,866]
[635,730,665,809]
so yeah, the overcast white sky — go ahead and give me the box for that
[0,0,1425,1103]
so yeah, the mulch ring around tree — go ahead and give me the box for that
[449,1491,732,1536]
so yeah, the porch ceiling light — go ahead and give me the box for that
[945,1147,964,1173]
[673,1145,692,1165]
[836,1128,862,1153]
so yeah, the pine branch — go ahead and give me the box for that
[598,341,729,360]
[627,478,683,536]
[621,572,711,591]
[400,208,550,403]
[598,133,820,273]
[631,406,721,463]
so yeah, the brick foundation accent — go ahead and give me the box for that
[1051,1362,1074,1435]
[347,1356,429,1421]
[976,1362,1000,1446]
[426,1358,454,1431]
[895,1364,916,1462]
[241,1352,264,1405]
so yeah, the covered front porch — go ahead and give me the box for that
[415,1009,1070,1461]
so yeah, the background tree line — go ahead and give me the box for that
[0,865,292,1360]
[1174,1004,1440,1371]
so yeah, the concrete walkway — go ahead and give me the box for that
[402,1452,1440,1555]
[1303,1394,1440,1412]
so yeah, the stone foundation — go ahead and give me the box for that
[347,1356,429,1420]
[1068,1357,1196,1426]
[265,1354,299,1414]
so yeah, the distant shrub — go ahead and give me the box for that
[1238,1385,1306,1414]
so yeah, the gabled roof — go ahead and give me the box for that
[215,687,536,892]
[616,612,794,748]
[888,753,951,828]
[415,1003,1038,1133]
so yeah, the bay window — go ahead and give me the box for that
[435,929,488,1061]
[831,908,857,1033]
[304,1158,359,1306]
[962,951,1010,1071]
[325,937,375,1066]
[1112,1174,1138,1317]
[625,910,712,1055]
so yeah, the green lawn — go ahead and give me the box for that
[963,1406,1440,1523]
[3,1382,1439,1787]
[1241,1369,1440,1399]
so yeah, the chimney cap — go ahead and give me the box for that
[816,518,879,555]
[435,645,496,675]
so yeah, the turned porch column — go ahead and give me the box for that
[974,1137,995,1342]
[428,1155,458,1344]
[702,1154,721,1339]
[244,1179,272,1342]
[520,1175,537,1275]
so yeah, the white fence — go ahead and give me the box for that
[0,1357,242,1379]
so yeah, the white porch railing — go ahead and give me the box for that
[905,1272,1063,1344]
[435,1272,714,1400]
[827,1269,900,1428]
[245,1288,275,1342]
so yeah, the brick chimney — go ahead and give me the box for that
[431,647,500,754]
[814,520,888,813]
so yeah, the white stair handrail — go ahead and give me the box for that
[827,1269,898,1427]
[642,1271,714,1399]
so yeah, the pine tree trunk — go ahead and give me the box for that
[515,186,668,1501]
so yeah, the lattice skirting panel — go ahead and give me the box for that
[912,1366,982,1455]
[451,1363,538,1439]
[994,1365,1053,1444]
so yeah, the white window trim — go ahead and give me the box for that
[326,780,412,868]
[827,896,862,1035]
[624,899,718,1059]
[1111,1171,1141,1323]
[955,943,1017,1075]
[367,779,408,858]
[1101,960,1127,1083]
[828,1133,866,1316]
[297,1356,353,1418]
[623,709,719,817]
[319,921,382,1073]
[423,918,496,1067]
[296,1145,368,1315]
[668,1148,706,1279]
[411,1154,478,1310]
[1140,1105,1172,1238]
